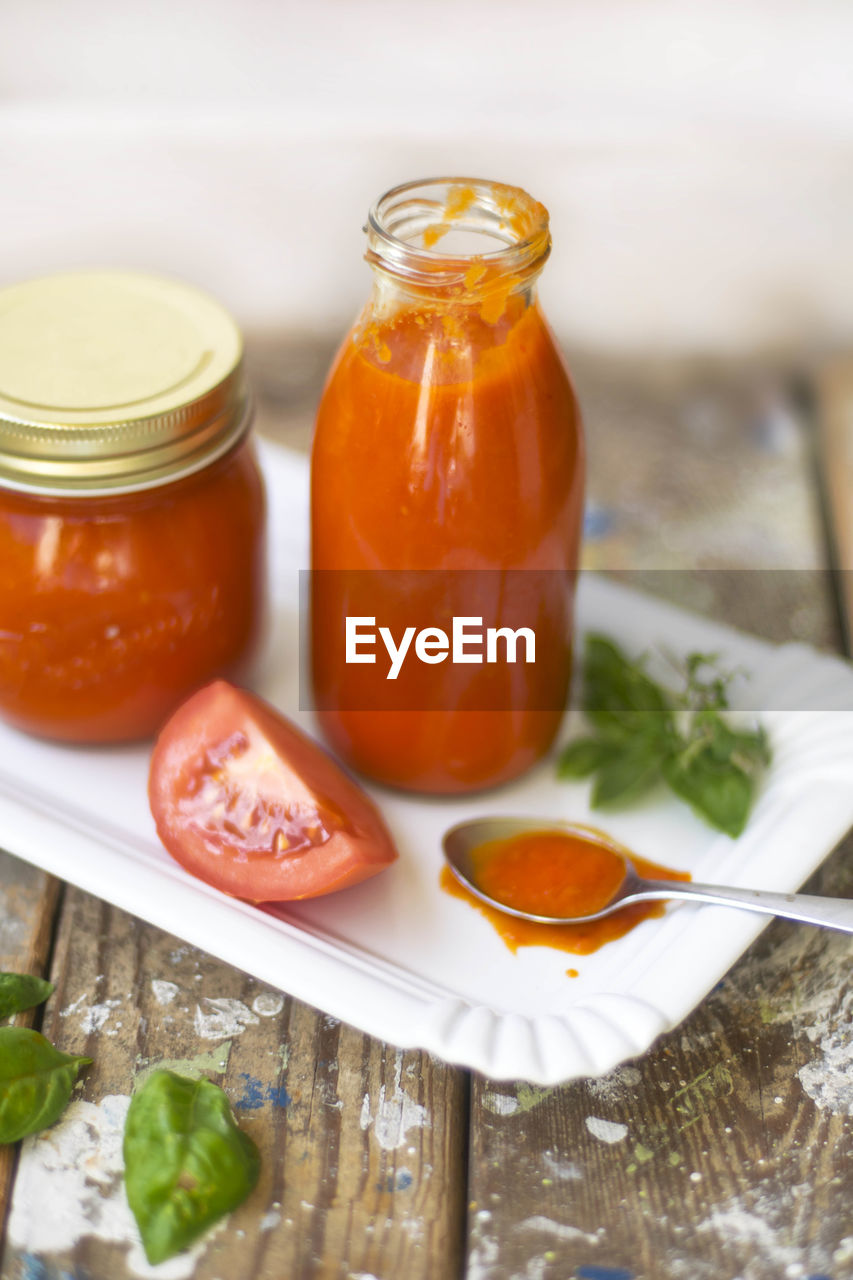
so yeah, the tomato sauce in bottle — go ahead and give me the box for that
[311,179,584,793]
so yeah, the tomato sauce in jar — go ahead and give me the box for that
[0,272,266,743]
[311,179,584,793]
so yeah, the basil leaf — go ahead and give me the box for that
[556,737,620,779]
[124,1070,260,1265]
[590,737,670,809]
[583,634,673,732]
[665,712,770,836]
[729,725,772,772]
[0,1027,91,1144]
[663,745,755,838]
[0,973,54,1020]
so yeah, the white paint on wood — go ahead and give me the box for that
[193,997,259,1039]
[584,1115,629,1144]
[359,1051,430,1151]
[695,1186,832,1276]
[59,991,122,1034]
[7,1094,210,1278]
[797,988,853,1115]
[482,1092,520,1116]
[518,1216,601,1246]
[151,979,179,1006]
[251,991,284,1017]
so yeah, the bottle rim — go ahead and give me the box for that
[365,177,551,290]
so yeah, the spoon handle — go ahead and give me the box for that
[636,879,853,934]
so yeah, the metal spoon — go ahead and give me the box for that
[442,816,853,934]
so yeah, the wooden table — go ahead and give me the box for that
[2,341,853,1280]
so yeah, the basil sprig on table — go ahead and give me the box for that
[557,634,771,837]
[0,972,54,1020]
[0,1026,92,1144]
[124,1070,261,1265]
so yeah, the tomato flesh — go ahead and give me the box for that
[148,681,398,901]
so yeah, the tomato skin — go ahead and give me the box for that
[148,681,398,902]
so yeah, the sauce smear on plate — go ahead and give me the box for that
[440,827,690,956]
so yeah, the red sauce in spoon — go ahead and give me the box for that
[440,827,690,957]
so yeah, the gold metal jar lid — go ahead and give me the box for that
[0,270,250,495]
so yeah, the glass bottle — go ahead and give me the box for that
[311,178,584,793]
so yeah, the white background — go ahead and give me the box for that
[1,0,851,352]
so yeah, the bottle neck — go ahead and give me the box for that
[367,268,540,332]
[365,178,550,318]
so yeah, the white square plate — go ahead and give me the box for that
[2,441,853,1084]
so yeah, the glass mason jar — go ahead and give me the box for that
[0,271,266,743]
[311,178,584,793]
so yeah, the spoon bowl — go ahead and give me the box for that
[442,816,853,934]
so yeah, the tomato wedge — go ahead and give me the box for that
[148,681,398,901]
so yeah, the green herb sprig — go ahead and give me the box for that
[557,634,771,837]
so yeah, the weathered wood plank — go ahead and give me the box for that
[0,851,61,1245]
[0,853,60,999]
[466,358,851,1279]
[816,356,853,645]
[1,887,467,1280]
[576,353,839,647]
[469,851,853,1280]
